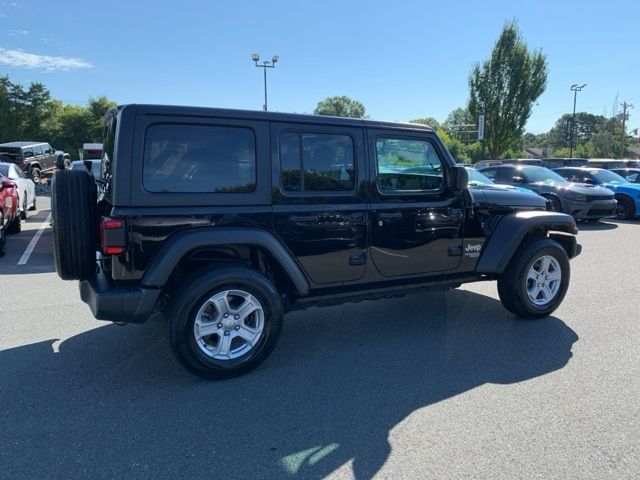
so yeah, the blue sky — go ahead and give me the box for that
[1,0,638,134]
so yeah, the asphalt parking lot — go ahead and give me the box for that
[1,196,639,480]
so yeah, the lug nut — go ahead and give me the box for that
[217,323,223,328]
[223,313,229,318]
[234,325,240,330]
[224,331,230,336]
[234,315,239,320]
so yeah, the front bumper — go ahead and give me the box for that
[79,272,162,324]
[564,198,618,220]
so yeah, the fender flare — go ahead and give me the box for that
[141,227,310,295]
[475,211,578,274]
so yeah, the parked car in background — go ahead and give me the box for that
[501,158,543,166]
[55,150,71,169]
[586,159,632,169]
[610,168,640,184]
[0,141,56,182]
[70,160,102,183]
[466,167,550,209]
[0,162,36,219]
[474,160,502,169]
[82,143,103,160]
[541,158,589,169]
[479,165,617,221]
[0,173,20,256]
[554,167,640,219]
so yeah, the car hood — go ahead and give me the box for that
[603,182,640,194]
[534,182,614,196]
[469,183,546,209]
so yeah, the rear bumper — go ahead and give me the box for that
[79,272,162,324]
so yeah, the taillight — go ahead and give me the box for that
[19,158,25,169]
[100,217,126,255]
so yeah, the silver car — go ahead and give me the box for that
[0,162,36,219]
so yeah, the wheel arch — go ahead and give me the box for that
[476,211,579,274]
[142,227,310,297]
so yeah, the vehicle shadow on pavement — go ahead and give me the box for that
[0,289,578,480]
[577,221,618,231]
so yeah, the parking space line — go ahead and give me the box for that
[18,213,52,265]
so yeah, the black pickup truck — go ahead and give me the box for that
[51,104,581,379]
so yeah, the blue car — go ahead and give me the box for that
[554,167,640,219]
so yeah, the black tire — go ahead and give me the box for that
[30,196,37,211]
[51,169,97,280]
[6,212,21,233]
[20,193,27,220]
[615,195,635,220]
[497,237,570,319]
[166,266,284,379]
[0,228,6,257]
[30,167,41,183]
[545,195,563,213]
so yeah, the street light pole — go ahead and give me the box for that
[251,54,279,111]
[569,83,587,157]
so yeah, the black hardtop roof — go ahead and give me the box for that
[482,164,543,169]
[0,141,48,148]
[117,104,435,132]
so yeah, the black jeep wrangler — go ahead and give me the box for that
[51,105,581,379]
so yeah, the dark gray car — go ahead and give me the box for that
[478,165,617,220]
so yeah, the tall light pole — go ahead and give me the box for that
[251,53,279,111]
[569,83,587,157]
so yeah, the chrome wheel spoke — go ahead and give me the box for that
[217,333,233,357]
[234,297,259,321]
[194,319,222,339]
[236,324,259,344]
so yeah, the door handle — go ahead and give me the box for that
[378,212,402,219]
[289,215,319,223]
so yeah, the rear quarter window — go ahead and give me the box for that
[143,124,256,193]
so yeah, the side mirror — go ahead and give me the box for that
[512,176,526,183]
[447,165,469,193]
[583,178,596,185]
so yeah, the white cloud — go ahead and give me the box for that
[0,47,92,71]
[8,29,29,35]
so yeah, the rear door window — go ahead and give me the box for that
[279,132,355,192]
[23,148,34,159]
[143,124,256,193]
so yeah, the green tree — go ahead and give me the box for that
[443,107,473,140]
[314,95,366,118]
[468,20,548,159]
[410,117,441,130]
[547,112,607,150]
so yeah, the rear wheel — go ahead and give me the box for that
[6,212,21,233]
[166,266,284,379]
[498,238,570,319]
[20,193,27,220]
[615,195,635,220]
[51,169,97,280]
[30,167,41,183]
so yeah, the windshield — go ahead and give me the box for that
[590,169,627,185]
[521,167,568,184]
[466,168,494,186]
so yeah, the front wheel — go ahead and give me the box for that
[498,238,570,319]
[20,194,27,220]
[0,228,6,257]
[166,266,284,379]
[615,195,635,220]
[30,167,41,183]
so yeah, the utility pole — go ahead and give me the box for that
[619,101,634,158]
[569,84,587,157]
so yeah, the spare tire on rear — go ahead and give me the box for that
[51,169,98,280]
